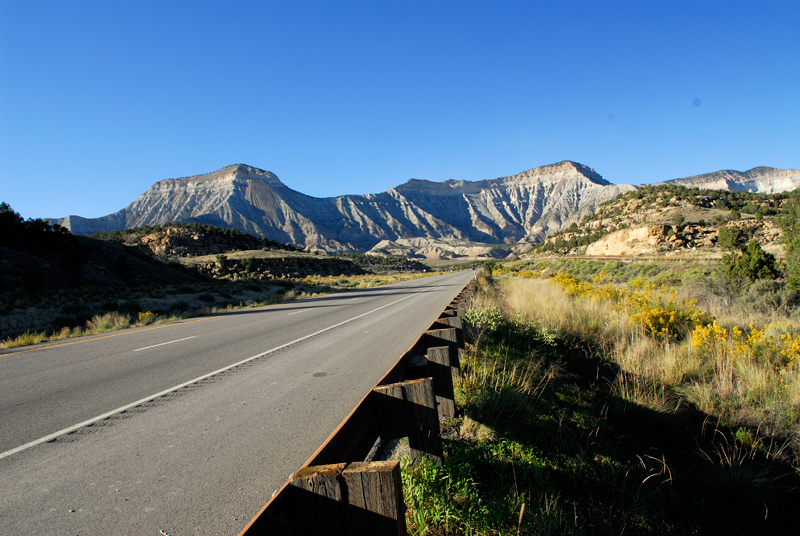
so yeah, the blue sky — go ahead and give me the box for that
[1,1,798,219]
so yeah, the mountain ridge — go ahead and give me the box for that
[53,162,797,256]
[55,160,631,254]
[661,166,800,193]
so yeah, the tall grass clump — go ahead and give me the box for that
[85,312,132,332]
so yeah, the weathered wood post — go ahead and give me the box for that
[424,327,459,379]
[436,314,465,362]
[425,346,457,419]
[372,378,443,464]
[287,463,347,534]
[342,461,407,535]
[440,306,457,318]
[275,461,406,535]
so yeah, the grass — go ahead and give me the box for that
[402,267,800,534]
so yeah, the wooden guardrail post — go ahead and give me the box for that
[342,461,407,535]
[425,346,457,419]
[452,296,466,318]
[287,463,347,534]
[424,327,459,379]
[274,461,406,535]
[440,306,457,317]
[372,378,443,464]
[436,314,465,362]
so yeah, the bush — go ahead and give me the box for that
[725,241,779,284]
[779,200,800,289]
[169,300,190,312]
[138,311,156,325]
[738,280,800,315]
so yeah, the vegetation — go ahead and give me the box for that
[723,240,780,285]
[778,199,800,289]
[333,253,429,273]
[532,183,800,255]
[403,263,800,534]
[0,202,73,250]
[91,221,299,251]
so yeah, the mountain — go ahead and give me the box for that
[661,167,800,193]
[55,161,633,253]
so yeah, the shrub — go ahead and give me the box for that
[779,200,800,289]
[725,241,780,284]
[169,300,190,312]
[88,312,131,332]
[138,311,157,325]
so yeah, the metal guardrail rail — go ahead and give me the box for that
[239,277,477,535]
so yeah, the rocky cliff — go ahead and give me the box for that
[662,167,800,193]
[56,161,633,252]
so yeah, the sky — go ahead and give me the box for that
[1,1,798,220]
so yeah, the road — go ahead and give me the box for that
[0,271,474,535]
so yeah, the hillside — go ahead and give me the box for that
[53,161,632,256]
[662,166,800,193]
[0,206,206,296]
[93,223,428,279]
[0,208,432,342]
[533,183,798,257]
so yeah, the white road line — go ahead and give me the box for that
[288,309,310,316]
[134,336,196,352]
[0,280,451,461]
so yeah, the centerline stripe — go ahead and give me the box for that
[0,272,466,357]
[0,276,460,461]
[134,336,196,352]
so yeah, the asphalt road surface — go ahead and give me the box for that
[0,271,474,535]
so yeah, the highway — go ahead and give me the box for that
[0,271,474,535]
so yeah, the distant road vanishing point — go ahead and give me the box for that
[0,271,474,535]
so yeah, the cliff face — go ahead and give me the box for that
[55,161,633,251]
[662,167,800,193]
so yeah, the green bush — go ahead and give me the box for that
[725,240,779,284]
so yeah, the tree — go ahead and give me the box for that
[0,202,70,249]
[725,240,779,283]
[717,225,742,253]
[779,200,800,289]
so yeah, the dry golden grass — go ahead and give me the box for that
[497,275,800,435]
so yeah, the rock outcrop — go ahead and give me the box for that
[662,167,800,193]
[195,256,365,281]
[55,161,633,253]
[585,221,784,257]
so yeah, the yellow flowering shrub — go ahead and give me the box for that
[138,311,157,325]
[550,272,709,340]
[630,307,678,339]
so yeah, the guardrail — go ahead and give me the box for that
[239,277,477,535]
